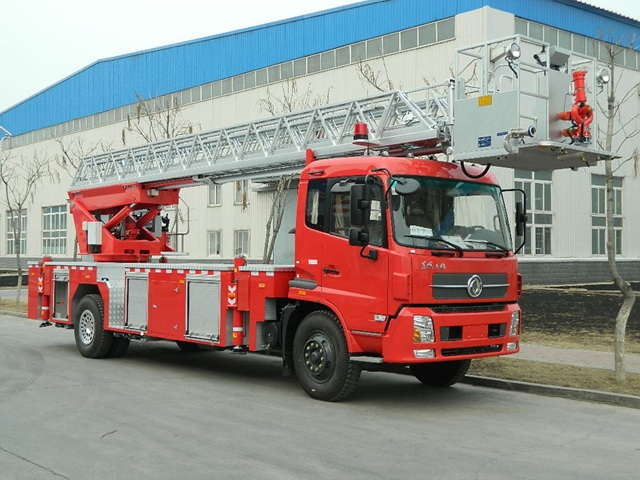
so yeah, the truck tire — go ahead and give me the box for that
[74,294,113,358]
[410,359,471,387]
[293,310,361,401]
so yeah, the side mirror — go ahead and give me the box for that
[349,227,369,247]
[349,227,378,261]
[515,201,527,236]
[502,187,527,254]
[350,184,370,226]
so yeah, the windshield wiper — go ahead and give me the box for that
[465,239,509,254]
[403,235,464,256]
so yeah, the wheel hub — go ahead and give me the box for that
[302,333,334,382]
[79,311,95,345]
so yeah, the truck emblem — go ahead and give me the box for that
[467,275,483,298]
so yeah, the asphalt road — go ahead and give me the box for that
[1,315,639,480]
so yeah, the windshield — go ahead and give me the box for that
[391,177,512,252]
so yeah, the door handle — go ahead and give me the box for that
[323,267,340,275]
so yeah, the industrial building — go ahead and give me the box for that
[0,0,639,284]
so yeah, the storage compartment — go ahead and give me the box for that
[52,270,69,320]
[185,275,221,341]
[125,273,148,331]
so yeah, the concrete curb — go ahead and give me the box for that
[0,309,27,318]
[0,310,27,318]
[463,375,640,410]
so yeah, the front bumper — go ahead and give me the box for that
[381,303,520,363]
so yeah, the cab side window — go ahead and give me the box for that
[329,180,385,247]
[305,179,327,232]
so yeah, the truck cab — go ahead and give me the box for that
[286,156,521,399]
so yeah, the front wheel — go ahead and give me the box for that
[410,359,471,387]
[74,294,113,358]
[293,310,361,402]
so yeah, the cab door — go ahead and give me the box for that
[319,179,389,335]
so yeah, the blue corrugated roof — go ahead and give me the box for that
[1,0,638,136]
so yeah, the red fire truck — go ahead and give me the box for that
[28,36,612,400]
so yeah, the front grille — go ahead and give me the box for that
[432,273,508,300]
[441,345,503,357]
[430,302,506,314]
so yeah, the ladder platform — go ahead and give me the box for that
[457,140,617,171]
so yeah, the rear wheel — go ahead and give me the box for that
[74,294,113,358]
[410,359,471,387]
[293,310,361,401]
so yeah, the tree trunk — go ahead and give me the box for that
[262,175,291,263]
[14,221,22,306]
[605,159,636,382]
[602,60,636,382]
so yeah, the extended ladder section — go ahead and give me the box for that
[71,86,453,190]
[72,35,617,193]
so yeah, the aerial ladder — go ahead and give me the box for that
[69,35,614,262]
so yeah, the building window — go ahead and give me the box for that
[515,170,552,255]
[268,65,281,83]
[367,38,382,59]
[281,61,293,79]
[244,72,256,89]
[383,33,399,54]
[256,69,268,86]
[6,209,27,255]
[336,46,350,66]
[419,24,436,45]
[234,229,249,256]
[308,54,321,73]
[208,231,221,256]
[321,51,335,70]
[42,205,67,255]
[293,58,307,76]
[437,18,455,41]
[232,75,244,92]
[401,28,418,50]
[208,184,221,206]
[591,175,623,255]
[235,180,250,207]
[351,42,366,62]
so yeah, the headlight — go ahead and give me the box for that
[413,315,435,343]
[509,311,520,336]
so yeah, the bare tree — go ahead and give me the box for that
[0,149,53,305]
[597,37,639,382]
[122,93,197,145]
[56,137,108,175]
[258,79,331,262]
[258,79,332,116]
[356,57,396,92]
[261,175,293,263]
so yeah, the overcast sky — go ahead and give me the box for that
[1,0,639,113]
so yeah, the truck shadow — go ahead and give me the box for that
[50,339,481,405]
